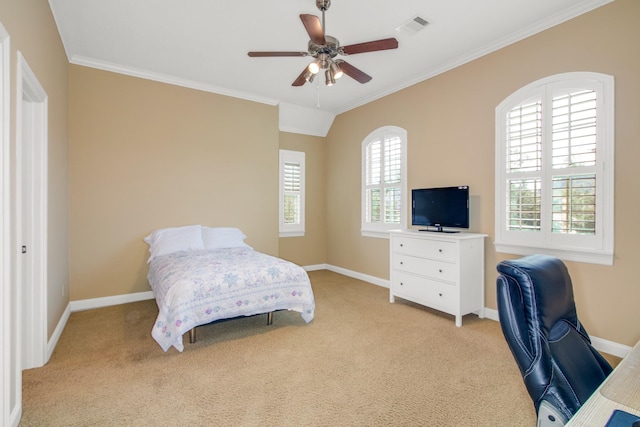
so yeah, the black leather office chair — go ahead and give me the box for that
[496,254,612,426]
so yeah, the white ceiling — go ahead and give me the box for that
[49,0,610,124]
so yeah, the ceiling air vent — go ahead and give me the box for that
[395,15,429,36]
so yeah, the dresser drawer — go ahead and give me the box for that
[391,270,456,311]
[392,254,457,283]
[391,236,457,262]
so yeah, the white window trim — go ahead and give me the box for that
[494,72,614,265]
[279,149,305,238]
[361,126,407,239]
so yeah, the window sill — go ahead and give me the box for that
[494,242,613,266]
[279,231,305,238]
[361,230,391,239]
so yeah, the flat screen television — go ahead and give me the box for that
[411,186,469,233]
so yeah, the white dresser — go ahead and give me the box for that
[389,230,486,326]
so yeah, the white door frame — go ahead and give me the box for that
[1,21,20,427]
[16,52,48,372]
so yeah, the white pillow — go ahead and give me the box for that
[202,227,250,249]
[144,225,204,263]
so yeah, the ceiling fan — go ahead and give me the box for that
[247,0,398,87]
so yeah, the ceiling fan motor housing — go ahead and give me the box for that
[316,0,331,11]
[308,35,340,61]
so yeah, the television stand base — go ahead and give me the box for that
[418,228,460,233]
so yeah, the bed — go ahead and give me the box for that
[144,225,315,352]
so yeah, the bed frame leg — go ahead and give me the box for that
[267,312,273,325]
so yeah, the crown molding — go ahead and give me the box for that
[70,55,279,107]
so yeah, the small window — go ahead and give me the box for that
[495,72,614,265]
[361,126,407,238]
[279,150,305,237]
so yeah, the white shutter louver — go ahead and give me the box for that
[506,100,543,232]
[283,161,301,225]
[552,90,597,169]
[384,136,402,224]
[507,101,542,173]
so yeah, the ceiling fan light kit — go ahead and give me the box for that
[308,60,320,75]
[247,0,398,87]
[329,61,343,79]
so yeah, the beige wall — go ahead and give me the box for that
[278,132,327,267]
[68,65,279,300]
[326,0,640,347]
[0,0,69,339]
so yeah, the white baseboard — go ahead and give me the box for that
[484,307,499,322]
[46,304,71,363]
[590,337,632,359]
[324,264,390,288]
[304,263,390,288]
[303,263,328,272]
[9,407,21,427]
[69,290,155,312]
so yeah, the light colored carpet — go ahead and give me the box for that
[22,270,543,426]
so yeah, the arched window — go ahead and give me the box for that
[361,126,407,238]
[495,72,614,265]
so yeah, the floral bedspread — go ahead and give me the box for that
[147,247,315,352]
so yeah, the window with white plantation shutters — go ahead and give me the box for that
[495,72,614,265]
[362,126,407,238]
[279,150,305,237]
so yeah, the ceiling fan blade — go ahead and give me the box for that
[341,38,399,55]
[337,61,372,84]
[292,67,310,87]
[248,51,309,57]
[300,14,326,45]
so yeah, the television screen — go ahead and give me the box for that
[411,186,469,232]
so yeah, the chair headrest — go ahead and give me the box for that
[497,254,578,336]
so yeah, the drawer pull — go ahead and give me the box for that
[439,293,443,297]
[438,269,443,273]
[400,261,403,265]
[400,243,404,247]
[400,282,404,286]
[438,249,443,253]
